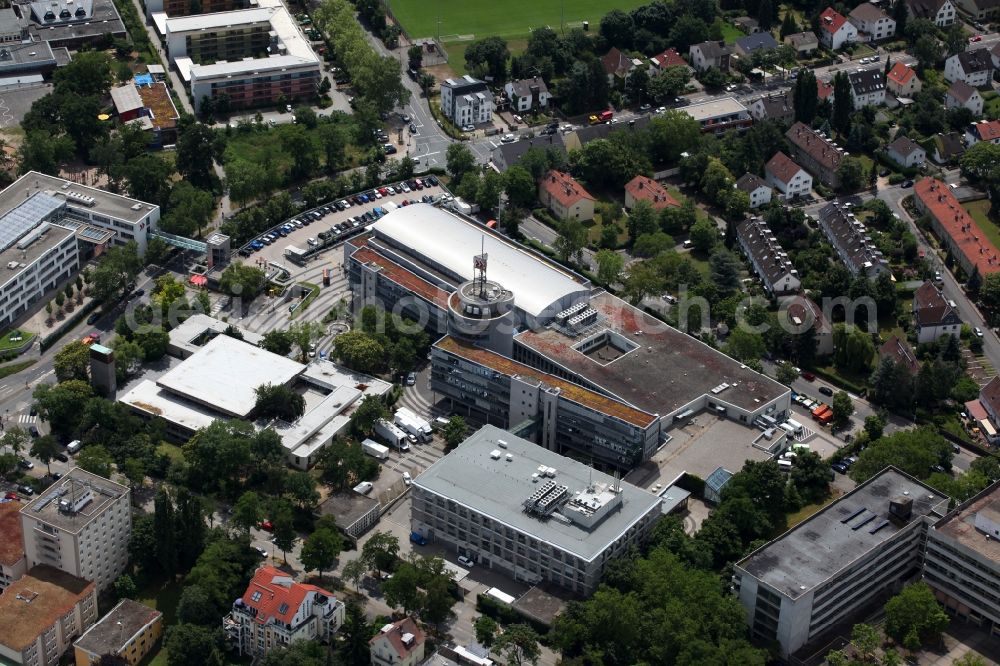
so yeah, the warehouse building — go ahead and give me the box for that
[410,425,663,594]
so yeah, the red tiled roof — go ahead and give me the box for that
[624,175,679,210]
[651,48,686,69]
[540,170,594,209]
[765,151,805,184]
[887,62,916,87]
[241,566,336,626]
[980,376,1000,418]
[601,47,631,77]
[0,501,24,567]
[967,397,989,422]
[879,335,919,374]
[786,121,843,173]
[915,177,1000,276]
[817,79,834,100]
[913,280,960,327]
[351,246,451,309]
[819,7,848,34]
[370,617,425,658]
[971,120,1000,142]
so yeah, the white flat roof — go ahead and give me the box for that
[119,379,219,433]
[371,204,589,318]
[190,54,318,80]
[174,56,193,82]
[151,11,167,36]
[683,96,748,121]
[155,335,304,418]
[165,6,274,33]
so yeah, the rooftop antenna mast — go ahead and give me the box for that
[473,236,488,298]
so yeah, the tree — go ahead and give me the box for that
[361,531,399,578]
[554,217,587,264]
[689,217,719,252]
[709,249,741,297]
[793,70,818,124]
[342,558,367,591]
[177,584,221,626]
[446,143,476,180]
[77,444,114,478]
[161,182,214,237]
[54,341,90,382]
[725,328,766,363]
[831,391,853,430]
[505,165,537,209]
[112,339,144,382]
[333,330,387,374]
[837,157,866,192]
[850,427,952,483]
[791,451,832,504]
[164,624,224,666]
[832,72,853,134]
[442,416,467,452]
[757,0,774,30]
[300,528,343,581]
[382,560,424,613]
[913,34,943,72]
[893,0,908,34]
[347,396,389,440]
[231,491,264,534]
[33,380,94,439]
[91,242,142,304]
[627,200,659,245]
[464,37,509,81]
[124,155,174,207]
[259,329,294,356]
[153,488,178,576]
[648,67,691,104]
[175,119,217,189]
[884,582,949,646]
[864,413,886,441]
[776,362,800,385]
[779,12,798,38]
[253,383,306,421]
[30,436,60,475]
[134,327,170,362]
[270,499,297,563]
[595,249,625,285]
[475,615,499,647]
[495,624,542,666]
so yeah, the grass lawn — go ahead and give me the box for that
[964,200,1000,251]
[442,39,527,76]
[0,329,33,351]
[0,359,36,381]
[391,0,648,40]
[719,21,743,44]
[137,575,185,666]
[156,442,185,464]
[290,281,320,319]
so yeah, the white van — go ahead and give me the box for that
[353,481,374,495]
[67,440,82,454]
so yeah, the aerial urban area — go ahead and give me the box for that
[3,0,1000,664]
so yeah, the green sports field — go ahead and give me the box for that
[389,0,648,41]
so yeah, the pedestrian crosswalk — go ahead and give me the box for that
[16,414,36,424]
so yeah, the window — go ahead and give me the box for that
[251,591,262,602]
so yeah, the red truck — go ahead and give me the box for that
[598,110,614,122]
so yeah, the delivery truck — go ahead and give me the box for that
[374,419,410,450]
[362,438,390,460]
[394,407,432,442]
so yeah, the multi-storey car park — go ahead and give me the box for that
[344,204,790,471]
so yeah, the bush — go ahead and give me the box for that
[675,473,705,498]
[888,173,905,185]
[476,593,550,637]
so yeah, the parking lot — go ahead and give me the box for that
[240,177,448,269]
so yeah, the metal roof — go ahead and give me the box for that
[0,191,63,252]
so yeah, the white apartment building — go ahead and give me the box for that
[765,152,813,200]
[411,425,663,595]
[923,480,1000,638]
[440,75,493,126]
[19,469,131,593]
[848,3,897,41]
[945,49,994,87]
[734,467,949,659]
[0,565,98,666]
[224,565,345,658]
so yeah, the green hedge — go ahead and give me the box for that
[476,593,551,634]
[674,473,705,499]
[39,300,101,352]
[809,366,867,396]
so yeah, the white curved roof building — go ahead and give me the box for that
[368,204,590,320]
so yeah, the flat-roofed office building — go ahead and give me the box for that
[410,425,663,594]
[733,467,949,658]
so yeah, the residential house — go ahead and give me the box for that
[991,42,1000,69]
[734,16,760,33]
[818,8,858,50]
[370,618,426,666]
[734,32,779,57]
[880,335,920,374]
[440,75,493,126]
[946,79,984,115]
[944,49,994,86]
[887,136,926,168]
[736,173,772,209]
[624,175,679,211]
[906,0,956,25]
[601,47,641,85]
[782,295,834,355]
[650,47,689,73]
[0,566,98,666]
[504,77,550,112]
[736,217,801,294]
[786,121,844,188]
[766,152,813,200]
[539,170,595,221]
[74,599,163,666]
[224,566,345,659]
[682,97,752,134]
[817,202,890,278]
[817,78,835,104]
[0,500,25,591]
[914,178,1000,276]
[784,31,819,55]
[748,91,795,123]
[848,3,897,41]
[886,62,922,97]
[966,119,1000,145]
[689,40,730,72]
[976,376,1000,442]
[492,133,567,171]
[956,0,1000,21]
[913,280,962,343]
[933,131,966,163]
[848,68,887,108]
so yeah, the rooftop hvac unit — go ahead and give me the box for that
[490,449,502,460]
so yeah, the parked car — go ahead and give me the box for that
[86,312,101,325]
[261,520,274,531]
[975,327,984,337]
[55,453,68,462]
[831,462,849,474]
[4,491,18,500]
[17,459,33,470]
[254,546,268,558]
[819,386,834,396]
[457,555,474,567]
[462,124,475,132]
[18,485,34,496]
[801,372,816,381]
[405,372,416,386]
[402,471,412,485]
